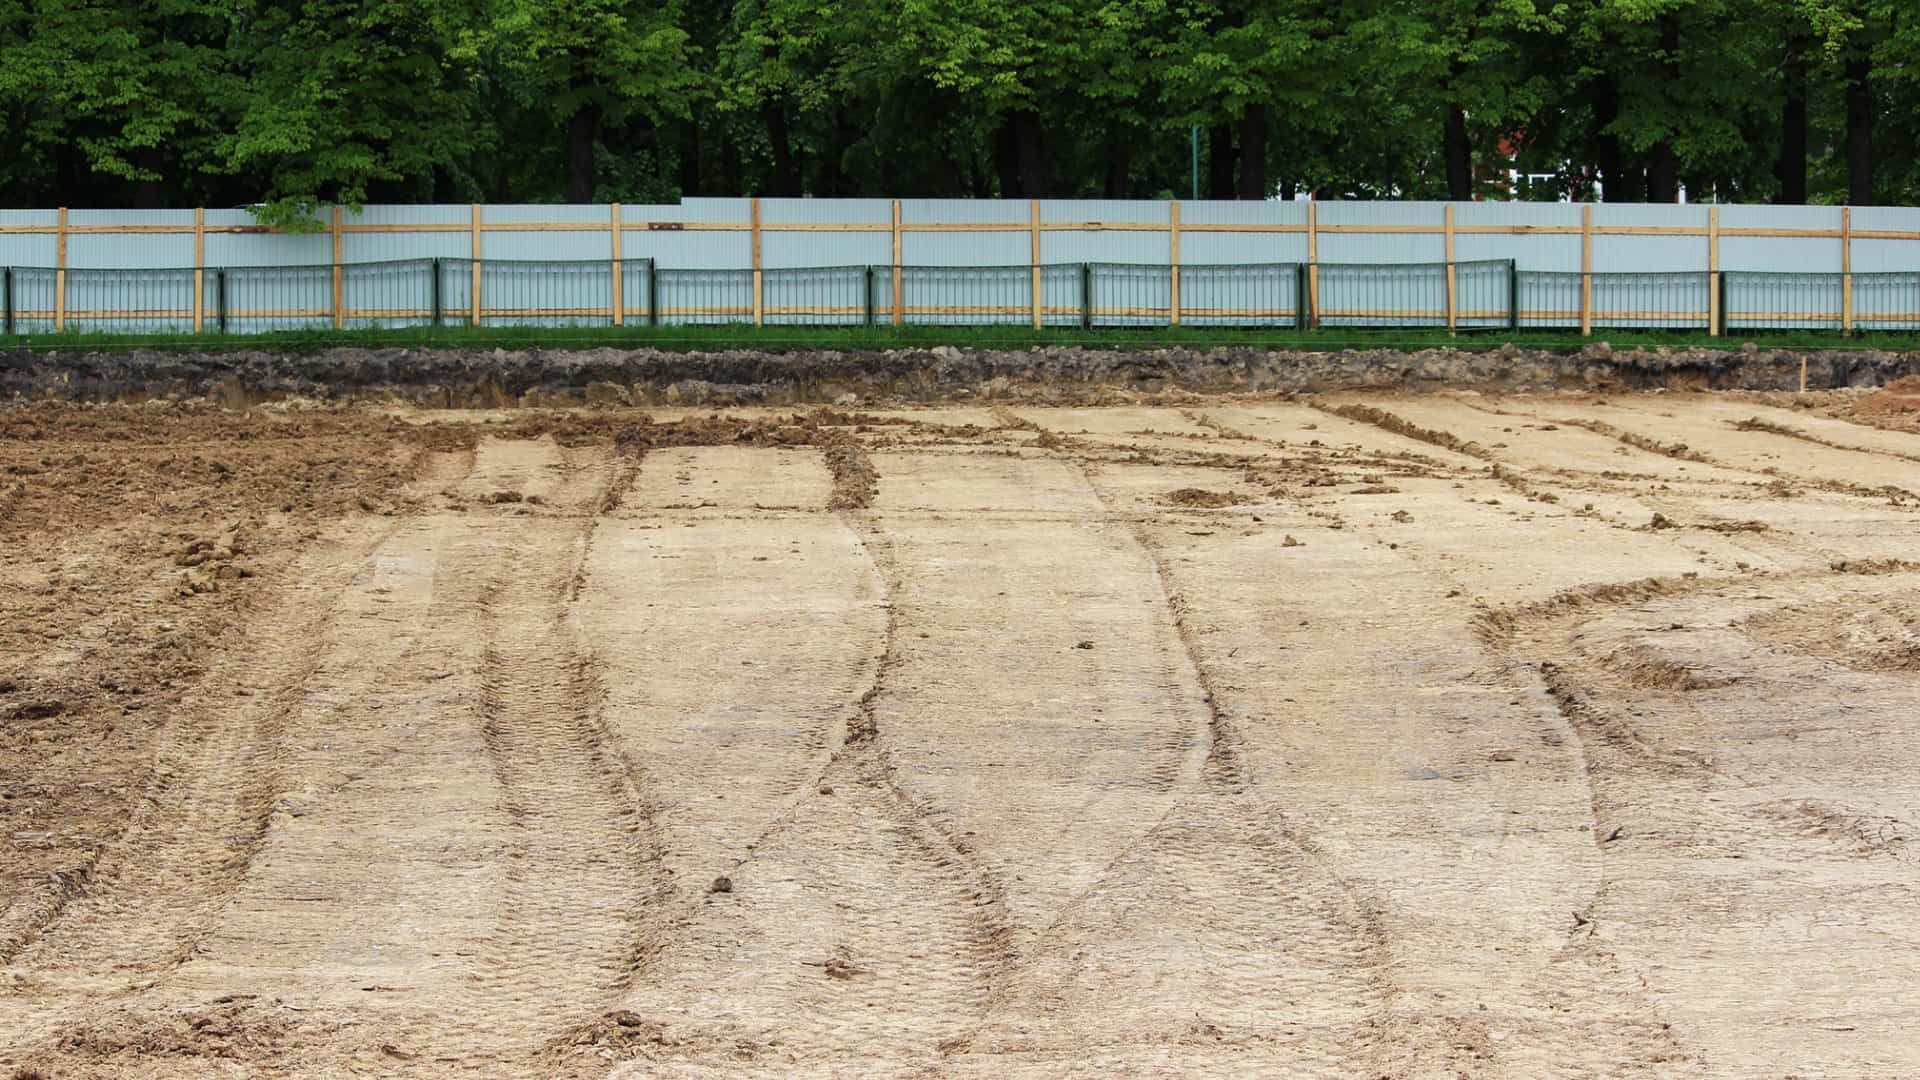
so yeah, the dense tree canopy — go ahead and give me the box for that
[0,0,1915,215]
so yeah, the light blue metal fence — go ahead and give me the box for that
[6,197,1920,336]
[7,256,1920,335]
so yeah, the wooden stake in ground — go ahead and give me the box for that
[54,206,67,332]
[891,200,904,327]
[1030,199,1042,330]
[1707,206,1720,337]
[610,203,623,327]
[1580,205,1593,337]
[1169,201,1181,327]
[193,207,206,334]
[331,206,345,330]
[470,203,482,327]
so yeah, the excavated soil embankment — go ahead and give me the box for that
[5,342,1920,406]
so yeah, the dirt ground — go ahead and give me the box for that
[1,386,1917,1078]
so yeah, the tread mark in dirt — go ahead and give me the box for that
[569,482,1017,1068]
[0,527,403,983]
[931,447,1405,1067]
[462,457,674,1057]
[833,504,1018,1040]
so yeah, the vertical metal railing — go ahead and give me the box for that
[0,256,1912,338]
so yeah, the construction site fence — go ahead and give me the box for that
[2,258,1916,336]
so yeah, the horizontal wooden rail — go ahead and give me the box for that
[18,218,1920,243]
[23,304,1772,325]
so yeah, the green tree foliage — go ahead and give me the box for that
[1,0,1917,213]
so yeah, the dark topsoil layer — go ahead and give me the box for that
[4,342,1917,406]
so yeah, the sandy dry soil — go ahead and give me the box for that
[1,387,1917,1078]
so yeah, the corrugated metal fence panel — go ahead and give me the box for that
[1043,200,1170,266]
[1850,207,1920,328]
[481,204,613,261]
[628,231,751,270]
[1319,201,1446,264]
[1179,201,1307,265]
[68,210,198,268]
[762,198,891,269]
[202,209,331,266]
[1849,206,1920,271]
[1720,204,1841,273]
[0,210,59,269]
[1455,202,1581,270]
[900,199,1027,266]
[676,198,754,223]
[611,200,745,270]
[1591,204,1706,273]
[345,205,475,264]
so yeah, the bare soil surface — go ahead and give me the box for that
[2,392,1916,1077]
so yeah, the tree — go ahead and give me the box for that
[483,0,694,201]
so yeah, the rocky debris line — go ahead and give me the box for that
[5,341,1918,406]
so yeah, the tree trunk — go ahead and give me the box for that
[131,147,165,209]
[995,110,1045,196]
[1103,135,1130,197]
[1443,102,1472,200]
[1279,177,1298,201]
[1774,39,1808,204]
[819,105,853,196]
[564,102,602,202]
[1646,144,1679,202]
[1014,109,1045,196]
[678,120,701,198]
[764,100,800,196]
[1237,105,1267,199]
[1644,17,1681,202]
[1593,76,1640,202]
[995,116,1021,197]
[1206,124,1234,199]
[1845,53,1873,205]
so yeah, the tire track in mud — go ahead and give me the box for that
[7,444,675,1073]
[1539,409,1920,508]
[1318,398,1910,580]
[1065,422,1697,1075]
[458,455,675,1060]
[1483,568,1920,1072]
[933,442,1400,1073]
[555,440,1015,1073]
[0,525,403,999]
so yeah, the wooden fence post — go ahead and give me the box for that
[54,207,66,332]
[610,203,623,327]
[751,197,763,327]
[193,207,206,333]
[1307,200,1319,329]
[1030,199,1042,330]
[1580,204,1593,337]
[1444,204,1457,334]
[1841,206,1853,336]
[469,203,482,327]
[331,206,345,329]
[1169,201,1181,326]
[891,199,903,326]
[1707,206,1720,337]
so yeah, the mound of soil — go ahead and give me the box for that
[1164,488,1250,508]
[1853,375,1920,430]
[7,343,1920,407]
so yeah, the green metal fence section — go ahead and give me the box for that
[4,255,1919,336]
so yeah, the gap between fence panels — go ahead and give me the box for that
[4,258,1915,336]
